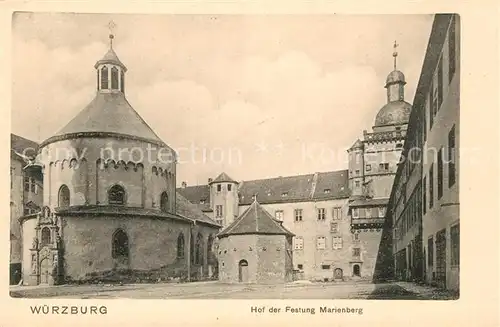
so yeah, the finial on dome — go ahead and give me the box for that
[392,40,399,70]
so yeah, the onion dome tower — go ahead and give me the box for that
[374,41,411,127]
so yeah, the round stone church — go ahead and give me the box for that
[20,35,220,285]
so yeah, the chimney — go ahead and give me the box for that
[181,181,187,188]
[208,178,213,184]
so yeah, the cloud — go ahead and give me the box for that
[11,13,433,185]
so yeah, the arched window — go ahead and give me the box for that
[120,70,125,92]
[207,234,214,259]
[111,67,119,89]
[195,233,203,265]
[112,229,129,258]
[41,227,51,245]
[58,185,70,207]
[177,233,185,259]
[160,192,168,212]
[353,264,361,277]
[101,66,109,89]
[108,185,125,205]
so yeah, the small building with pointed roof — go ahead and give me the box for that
[217,199,294,284]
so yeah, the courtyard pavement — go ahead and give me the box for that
[9,280,458,300]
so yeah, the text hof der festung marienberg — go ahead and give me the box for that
[251,305,363,315]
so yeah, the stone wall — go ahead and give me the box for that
[217,235,258,283]
[41,137,176,212]
[59,215,191,281]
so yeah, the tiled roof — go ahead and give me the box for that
[238,173,315,205]
[46,92,164,146]
[238,170,349,205]
[218,200,294,238]
[177,185,212,212]
[312,170,350,201]
[11,134,39,159]
[175,192,219,227]
[210,172,238,184]
[178,170,350,207]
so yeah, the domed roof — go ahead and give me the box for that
[42,92,164,146]
[374,100,412,127]
[385,70,406,86]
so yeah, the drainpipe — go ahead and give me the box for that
[186,221,193,282]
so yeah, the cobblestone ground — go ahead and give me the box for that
[10,281,458,300]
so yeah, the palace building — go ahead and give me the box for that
[386,14,460,291]
[18,34,220,286]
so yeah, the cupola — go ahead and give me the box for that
[95,34,127,93]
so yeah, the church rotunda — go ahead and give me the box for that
[20,33,220,285]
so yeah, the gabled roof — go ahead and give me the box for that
[218,200,294,238]
[238,173,315,205]
[43,92,164,146]
[209,172,238,184]
[349,139,364,150]
[177,185,212,212]
[175,192,219,227]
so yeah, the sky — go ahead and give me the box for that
[11,13,434,186]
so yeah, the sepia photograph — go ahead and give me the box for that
[9,12,460,301]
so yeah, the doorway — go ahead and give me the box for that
[334,268,343,280]
[353,264,361,277]
[39,258,50,284]
[238,259,249,282]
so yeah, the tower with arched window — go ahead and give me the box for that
[19,31,220,286]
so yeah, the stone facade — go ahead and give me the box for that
[421,15,460,291]
[387,14,460,291]
[218,234,293,284]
